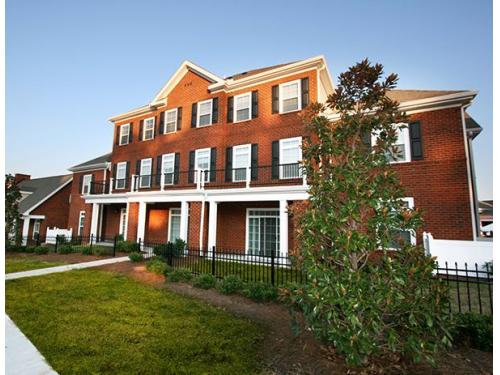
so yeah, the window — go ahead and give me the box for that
[168,208,182,242]
[279,80,301,113]
[371,124,411,163]
[387,197,416,248]
[82,174,92,194]
[143,117,155,140]
[195,148,211,182]
[247,209,280,257]
[165,109,178,134]
[115,162,127,189]
[234,92,251,122]
[197,99,213,127]
[279,137,302,179]
[162,153,175,185]
[78,211,85,236]
[232,144,251,182]
[139,158,152,188]
[32,220,41,240]
[119,124,130,145]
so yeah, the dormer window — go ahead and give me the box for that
[119,124,130,145]
[143,117,155,140]
[197,99,213,127]
[279,80,301,113]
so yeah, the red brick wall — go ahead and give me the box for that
[144,203,181,242]
[126,203,139,241]
[187,202,208,250]
[101,204,125,239]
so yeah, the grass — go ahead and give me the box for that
[6,269,264,374]
[447,281,492,315]
[5,258,67,273]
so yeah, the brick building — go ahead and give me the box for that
[23,56,483,255]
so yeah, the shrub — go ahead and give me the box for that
[146,257,168,275]
[92,246,108,256]
[24,246,36,253]
[217,275,244,294]
[153,243,173,258]
[116,240,140,253]
[166,268,192,282]
[6,244,26,252]
[162,264,173,276]
[242,282,278,302]
[193,273,216,289]
[128,252,144,262]
[174,238,187,257]
[34,246,49,255]
[81,246,92,256]
[451,313,492,351]
[57,244,74,254]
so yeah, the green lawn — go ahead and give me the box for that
[6,269,264,374]
[5,258,67,273]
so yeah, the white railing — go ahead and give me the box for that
[45,227,73,243]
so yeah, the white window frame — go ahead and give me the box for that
[161,153,175,185]
[139,158,152,188]
[234,92,252,123]
[245,208,280,256]
[371,124,411,164]
[232,144,251,182]
[119,123,130,145]
[164,108,178,134]
[197,99,213,127]
[168,208,182,242]
[32,220,41,240]
[81,174,92,195]
[195,148,211,183]
[78,211,85,236]
[143,117,155,141]
[279,137,302,179]
[118,208,127,237]
[115,162,127,189]
[279,79,301,114]
[401,197,416,246]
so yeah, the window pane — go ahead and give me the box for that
[282,82,298,99]
[199,114,210,126]
[165,110,177,133]
[282,97,298,112]
[199,101,211,115]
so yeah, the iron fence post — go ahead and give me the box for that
[211,246,216,276]
[271,249,275,286]
[90,234,94,250]
[167,243,173,266]
[35,233,40,247]
[113,235,117,257]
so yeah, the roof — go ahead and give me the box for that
[225,61,297,80]
[386,90,467,102]
[68,152,111,172]
[18,174,73,214]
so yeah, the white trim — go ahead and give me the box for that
[77,210,86,236]
[279,79,302,114]
[142,117,155,140]
[139,158,152,188]
[196,99,213,127]
[232,144,251,182]
[279,137,302,179]
[115,162,127,190]
[279,200,288,256]
[137,202,147,242]
[168,208,182,242]
[179,201,189,242]
[68,164,110,173]
[90,204,100,237]
[82,174,92,195]
[119,123,130,146]
[195,148,211,183]
[245,208,280,256]
[22,178,73,215]
[401,197,416,246]
[161,153,176,185]
[25,214,45,220]
[371,123,411,164]
[124,203,129,240]
[32,219,41,240]
[164,108,178,134]
[233,92,252,123]
[207,201,218,250]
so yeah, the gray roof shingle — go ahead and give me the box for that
[69,153,111,171]
[18,175,73,214]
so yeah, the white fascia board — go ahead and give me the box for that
[68,163,110,173]
[108,105,154,123]
[23,178,73,215]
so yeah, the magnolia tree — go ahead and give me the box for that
[5,174,22,245]
[287,60,450,367]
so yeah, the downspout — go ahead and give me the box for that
[460,105,478,239]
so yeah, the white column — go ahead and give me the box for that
[21,217,30,245]
[179,201,189,242]
[90,203,100,238]
[136,202,147,243]
[279,200,289,256]
[123,203,129,241]
[207,201,218,252]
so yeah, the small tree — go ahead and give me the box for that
[5,174,22,245]
[288,60,450,367]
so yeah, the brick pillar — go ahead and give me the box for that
[127,203,139,242]
[188,202,208,250]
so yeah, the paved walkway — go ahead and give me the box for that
[5,315,58,375]
[6,256,129,280]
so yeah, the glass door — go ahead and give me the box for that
[247,210,280,257]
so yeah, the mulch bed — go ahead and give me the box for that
[98,262,493,375]
[6,251,129,265]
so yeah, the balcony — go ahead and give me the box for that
[88,163,306,195]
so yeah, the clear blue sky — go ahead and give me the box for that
[6,0,492,199]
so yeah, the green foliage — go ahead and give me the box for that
[217,275,244,294]
[5,174,22,245]
[174,238,187,256]
[24,246,36,253]
[290,60,451,367]
[451,313,492,351]
[116,240,140,253]
[34,246,49,255]
[166,268,192,282]
[128,252,144,262]
[6,244,27,252]
[242,281,278,302]
[193,273,216,289]
[81,247,92,256]
[146,257,168,275]
[57,244,74,254]
[6,258,66,273]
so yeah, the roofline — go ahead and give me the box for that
[68,162,111,172]
[22,178,73,215]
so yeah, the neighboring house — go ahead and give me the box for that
[16,173,73,244]
[478,200,493,237]
[54,56,482,256]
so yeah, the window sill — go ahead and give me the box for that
[141,138,154,142]
[278,108,302,115]
[196,124,213,128]
[118,143,129,146]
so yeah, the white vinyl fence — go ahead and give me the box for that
[423,232,493,275]
[45,227,73,244]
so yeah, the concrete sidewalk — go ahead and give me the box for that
[6,256,129,280]
[5,315,58,375]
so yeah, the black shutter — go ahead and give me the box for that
[227,97,234,123]
[301,78,309,108]
[361,131,372,151]
[112,163,117,181]
[139,120,144,141]
[79,175,84,194]
[271,141,280,179]
[115,126,120,145]
[409,121,423,160]
[90,174,95,194]
[156,155,162,186]
[135,159,141,175]
[251,91,258,118]
[210,147,217,182]
[212,98,219,124]
[272,85,279,113]
[188,151,195,183]
[174,153,180,184]
[129,123,133,143]
[125,162,130,188]
[191,103,197,128]
[251,144,258,180]
[177,107,182,131]
[159,112,165,135]
[225,147,233,182]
